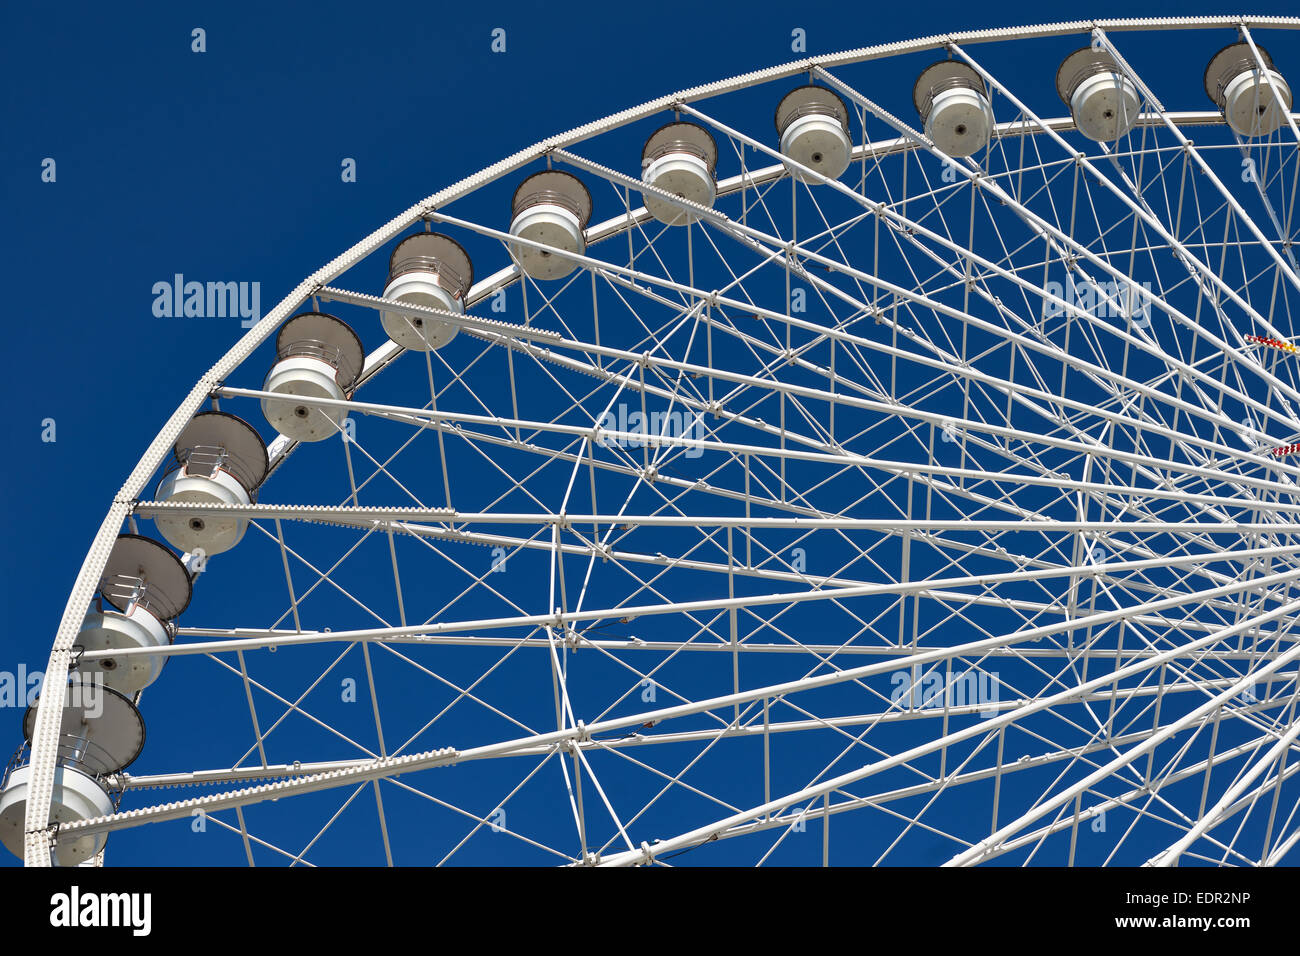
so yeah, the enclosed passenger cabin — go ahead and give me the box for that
[77,534,190,695]
[153,411,269,556]
[774,86,852,183]
[380,233,474,350]
[0,678,146,865]
[641,121,718,225]
[508,171,592,280]
[1056,47,1140,142]
[1204,41,1293,137]
[914,60,993,157]
[261,312,364,442]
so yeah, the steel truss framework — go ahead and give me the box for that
[22,15,1300,866]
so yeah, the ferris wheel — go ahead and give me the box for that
[7,15,1300,867]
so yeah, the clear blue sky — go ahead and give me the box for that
[4,1,1299,866]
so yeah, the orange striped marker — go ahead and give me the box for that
[1245,334,1300,356]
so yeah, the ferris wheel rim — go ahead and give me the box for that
[20,13,1300,867]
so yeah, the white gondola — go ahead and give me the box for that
[641,121,718,224]
[1205,41,1293,137]
[153,411,269,556]
[1056,47,1140,142]
[914,60,993,157]
[261,312,364,441]
[774,86,852,183]
[380,233,474,350]
[508,171,592,280]
[0,679,145,865]
[76,535,190,695]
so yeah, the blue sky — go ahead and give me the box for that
[4,1,1300,866]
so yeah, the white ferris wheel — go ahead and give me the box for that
[6,15,1300,867]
